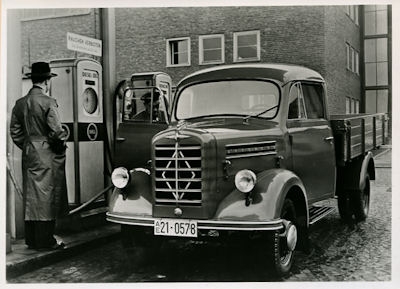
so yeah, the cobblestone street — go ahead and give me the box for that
[8,162,392,283]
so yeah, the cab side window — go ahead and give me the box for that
[301,83,325,119]
[288,82,306,119]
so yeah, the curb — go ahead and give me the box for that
[373,147,392,168]
[6,225,120,280]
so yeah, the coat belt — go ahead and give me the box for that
[28,136,48,142]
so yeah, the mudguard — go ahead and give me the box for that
[214,168,307,222]
[337,151,376,192]
[108,169,153,216]
[360,151,375,189]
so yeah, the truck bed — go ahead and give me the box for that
[330,113,388,166]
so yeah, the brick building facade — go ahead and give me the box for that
[19,6,376,115]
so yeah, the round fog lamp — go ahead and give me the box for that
[111,167,130,189]
[235,169,257,193]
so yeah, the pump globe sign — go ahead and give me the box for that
[67,32,102,57]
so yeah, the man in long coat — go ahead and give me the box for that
[10,62,68,250]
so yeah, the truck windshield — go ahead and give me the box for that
[175,80,280,120]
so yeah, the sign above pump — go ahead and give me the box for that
[67,32,102,56]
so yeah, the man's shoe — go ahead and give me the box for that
[36,241,65,251]
[51,241,65,250]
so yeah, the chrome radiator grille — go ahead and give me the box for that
[154,143,202,206]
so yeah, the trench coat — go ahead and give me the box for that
[10,86,69,221]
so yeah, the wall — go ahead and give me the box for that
[7,9,24,239]
[324,6,361,114]
[21,9,101,66]
[115,6,327,87]
[18,6,361,115]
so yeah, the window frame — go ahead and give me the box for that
[166,37,191,67]
[233,30,261,63]
[301,82,327,120]
[346,43,351,70]
[345,5,359,26]
[288,82,307,120]
[199,34,225,65]
[346,42,359,74]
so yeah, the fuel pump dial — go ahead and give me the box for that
[83,87,98,114]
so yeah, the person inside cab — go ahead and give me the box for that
[133,90,165,122]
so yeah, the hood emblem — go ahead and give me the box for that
[174,207,183,216]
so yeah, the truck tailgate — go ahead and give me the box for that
[330,113,388,165]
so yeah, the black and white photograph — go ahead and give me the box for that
[1,0,397,286]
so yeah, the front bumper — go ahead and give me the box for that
[106,212,284,231]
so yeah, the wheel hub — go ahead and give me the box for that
[282,220,297,251]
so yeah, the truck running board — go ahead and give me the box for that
[308,206,336,225]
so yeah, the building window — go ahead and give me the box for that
[365,89,388,113]
[233,30,260,62]
[346,97,360,114]
[346,42,359,74]
[166,37,191,67]
[199,34,225,65]
[355,50,359,74]
[365,38,388,86]
[364,5,388,36]
[346,43,351,70]
[345,5,359,25]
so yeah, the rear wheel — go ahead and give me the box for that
[264,199,298,277]
[337,174,370,223]
[351,174,370,222]
[338,192,353,223]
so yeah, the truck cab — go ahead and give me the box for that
[107,64,386,276]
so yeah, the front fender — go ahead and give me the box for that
[214,169,307,221]
[108,169,153,216]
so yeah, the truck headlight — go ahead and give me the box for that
[235,169,257,193]
[111,167,130,189]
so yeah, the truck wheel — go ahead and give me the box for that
[351,174,370,222]
[265,199,298,277]
[337,192,353,223]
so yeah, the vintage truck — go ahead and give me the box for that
[106,64,388,276]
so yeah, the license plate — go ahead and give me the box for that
[154,218,198,237]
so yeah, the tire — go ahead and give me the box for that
[338,192,353,223]
[264,199,298,277]
[351,174,370,222]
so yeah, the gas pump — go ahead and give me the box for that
[50,58,104,208]
[130,72,173,105]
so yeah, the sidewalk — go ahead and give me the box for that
[373,145,392,168]
[6,222,120,279]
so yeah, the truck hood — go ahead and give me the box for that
[161,117,281,140]
[152,117,284,220]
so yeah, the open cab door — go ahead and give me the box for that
[114,72,172,169]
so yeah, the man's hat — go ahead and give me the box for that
[141,91,160,104]
[26,62,57,78]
